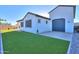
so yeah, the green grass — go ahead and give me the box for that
[2,31,69,54]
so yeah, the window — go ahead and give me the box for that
[25,20,32,27]
[46,20,48,24]
[38,19,41,23]
[21,22,23,27]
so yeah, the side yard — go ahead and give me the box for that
[2,31,69,54]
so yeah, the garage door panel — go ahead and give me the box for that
[52,18,65,32]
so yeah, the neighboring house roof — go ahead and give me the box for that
[17,12,50,22]
[49,5,76,18]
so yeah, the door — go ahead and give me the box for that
[52,18,65,32]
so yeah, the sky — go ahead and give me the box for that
[0,5,79,25]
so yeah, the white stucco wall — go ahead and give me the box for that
[19,13,51,34]
[22,14,37,34]
[36,17,51,33]
[49,6,74,33]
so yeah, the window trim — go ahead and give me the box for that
[25,20,32,28]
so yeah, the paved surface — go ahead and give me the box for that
[40,31,73,41]
[69,33,79,54]
[0,33,3,54]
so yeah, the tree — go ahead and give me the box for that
[0,18,6,21]
[0,18,7,24]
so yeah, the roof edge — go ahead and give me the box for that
[27,12,50,20]
[16,19,23,22]
[49,5,76,13]
[16,12,50,22]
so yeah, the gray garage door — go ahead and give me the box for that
[52,18,65,32]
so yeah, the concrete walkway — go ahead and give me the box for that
[68,33,79,54]
[0,32,3,54]
[40,31,73,41]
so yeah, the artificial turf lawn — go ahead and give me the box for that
[2,31,69,54]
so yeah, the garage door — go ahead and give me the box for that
[52,18,65,32]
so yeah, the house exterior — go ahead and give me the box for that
[49,5,76,33]
[17,12,51,33]
[17,5,76,34]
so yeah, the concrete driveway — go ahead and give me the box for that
[40,31,73,41]
[68,33,79,54]
[0,33,3,54]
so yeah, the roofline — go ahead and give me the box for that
[16,19,23,22]
[16,12,50,22]
[25,12,50,20]
[49,5,76,13]
[49,6,59,13]
[49,5,76,18]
